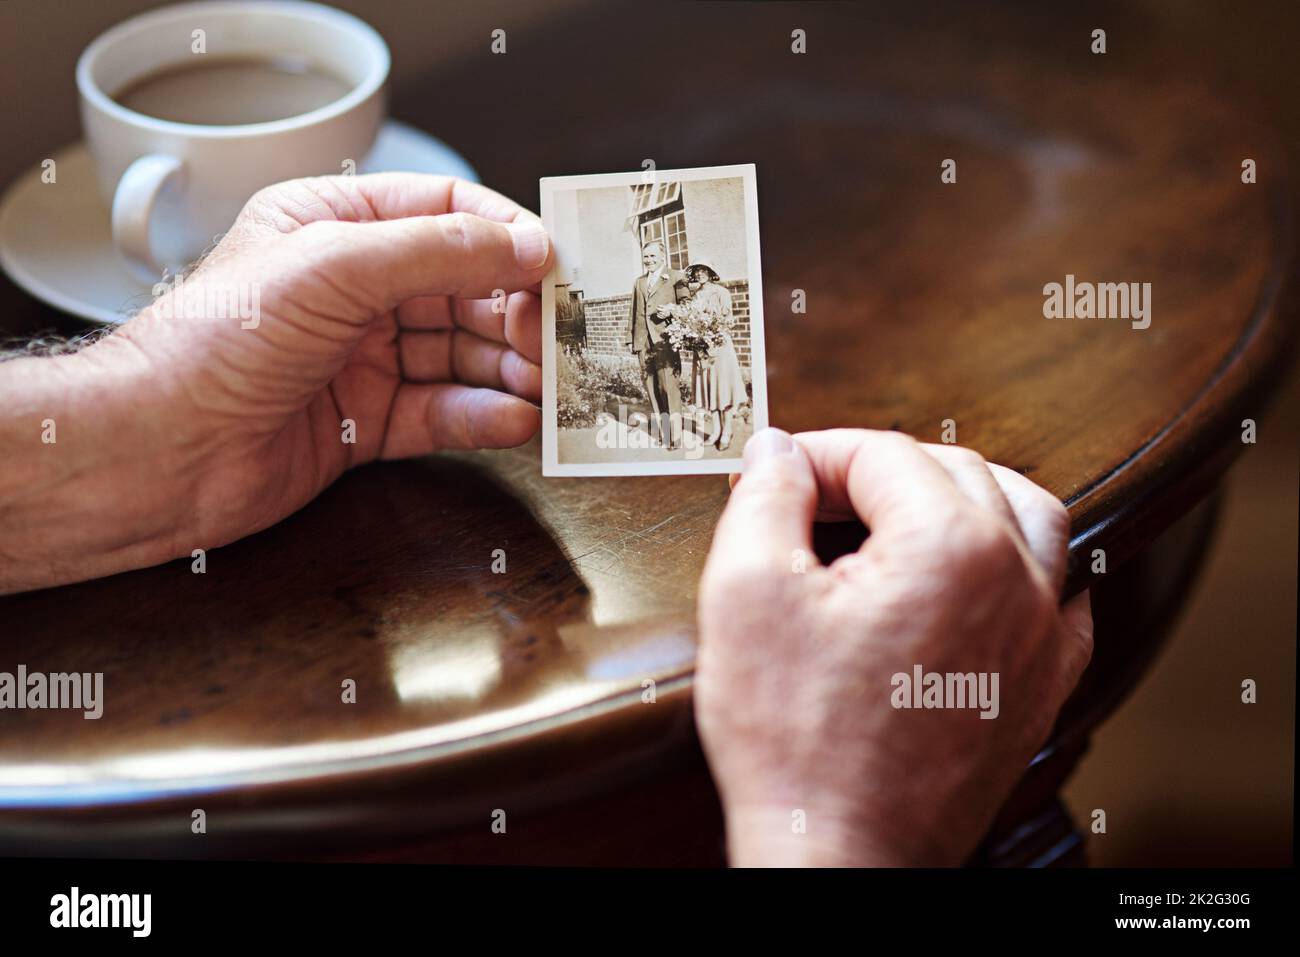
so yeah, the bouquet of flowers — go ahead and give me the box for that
[662,299,733,353]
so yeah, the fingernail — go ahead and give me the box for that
[509,220,549,270]
[742,427,795,470]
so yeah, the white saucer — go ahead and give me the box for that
[0,120,478,324]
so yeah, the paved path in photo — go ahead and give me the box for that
[557,413,754,465]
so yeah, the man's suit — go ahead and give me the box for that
[628,267,686,430]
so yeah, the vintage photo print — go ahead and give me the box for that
[540,164,768,476]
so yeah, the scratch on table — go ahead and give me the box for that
[568,515,678,564]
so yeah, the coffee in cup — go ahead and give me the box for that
[111,54,355,127]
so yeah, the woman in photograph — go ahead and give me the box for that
[678,262,748,451]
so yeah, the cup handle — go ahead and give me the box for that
[111,154,184,281]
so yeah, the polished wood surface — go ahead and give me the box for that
[0,2,1295,859]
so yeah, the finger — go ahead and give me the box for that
[338,172,540,226]
[707,428,819,579]
[403,294,544,365]
[791,429,972,545]
[394,295,453,330]
[917,444,1022,539]
[502,292,543,365]
[986,462,1071,594]
[397,292,543,365]
[1056,590,1094,696]
[398,331,541,399]
[766,438,1018,531]
[292,212,552,310]
[443,293,544,366]
[443,336,540,400]
[379,383,540,459]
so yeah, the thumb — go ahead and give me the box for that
[705,428,819,582]
[287,212,552,310]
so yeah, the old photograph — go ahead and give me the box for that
[540,164,767,476]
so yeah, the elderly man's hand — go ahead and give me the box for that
[694,428,1094,866]
[0,174,551,593]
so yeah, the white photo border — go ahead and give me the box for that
[540,163,768,477]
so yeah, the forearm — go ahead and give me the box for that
[0,337,202,593]
[724,803,916,868]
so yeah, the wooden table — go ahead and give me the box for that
[1,1,1295,865]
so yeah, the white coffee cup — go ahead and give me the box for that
[77,0,389,280]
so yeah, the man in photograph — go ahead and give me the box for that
[628,241,685,450]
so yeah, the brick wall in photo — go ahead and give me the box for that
[580,280,754,376]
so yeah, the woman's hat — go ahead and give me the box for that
[685,262,721,282]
